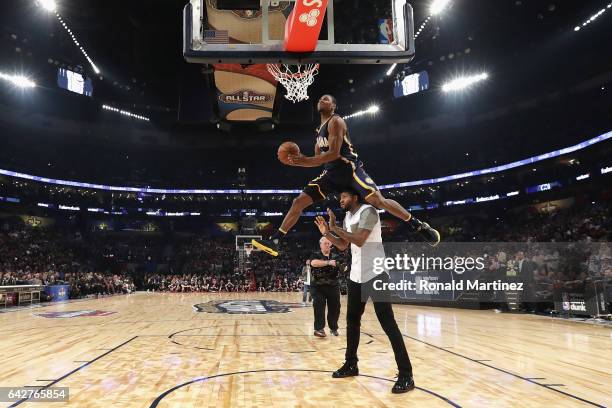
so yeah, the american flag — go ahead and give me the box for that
[203,30,229,44]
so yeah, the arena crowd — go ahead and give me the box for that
[0,200,610,303]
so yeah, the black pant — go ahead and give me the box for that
[311,284,340,331]
[345,276,413,377]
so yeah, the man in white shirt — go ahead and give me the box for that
[314,188,414,394]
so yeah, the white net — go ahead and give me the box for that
[244,243,254,258]
[266,63,320,103]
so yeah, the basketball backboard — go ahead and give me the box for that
[183,0,415,65]
[235,235,262,251]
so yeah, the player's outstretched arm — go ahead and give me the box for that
[314,216,349,251]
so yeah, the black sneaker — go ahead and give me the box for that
[408,218,441,247]
[330,330,339,336]
[251,238,280,257]
[332,362,359,378]
[314,329,326,337]
[392,376,415,394]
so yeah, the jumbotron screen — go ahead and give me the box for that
[393,71,429,98]
[57,68,93,97]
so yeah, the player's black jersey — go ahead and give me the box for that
[315,114,359,170]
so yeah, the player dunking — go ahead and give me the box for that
[252,94,440,256]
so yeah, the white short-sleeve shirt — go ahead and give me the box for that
[343,204,386,283]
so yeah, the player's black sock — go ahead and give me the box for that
[269,229,286,243]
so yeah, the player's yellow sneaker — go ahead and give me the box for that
[251,238,280,257]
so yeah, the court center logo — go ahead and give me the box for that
[194,300,307,314]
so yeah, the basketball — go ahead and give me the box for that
[278,141,300,165]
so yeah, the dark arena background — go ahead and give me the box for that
[0,0,611,407]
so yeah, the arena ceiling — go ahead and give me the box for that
[1,0,610,118]
[0,0,611,187]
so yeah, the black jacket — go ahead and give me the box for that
[310,250,340,286]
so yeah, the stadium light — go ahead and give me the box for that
[343,104,380,120]
[0,72,36,88]
[574,3,611,32]
[430,0,451,15]
[415,1,447,40]
[415,16,432,39]
[103,104,150,121]
[38,0,56,12]
[442,73,488,92]
[56,13,101,74]
[386,63,398,76]
[38,3,101,75]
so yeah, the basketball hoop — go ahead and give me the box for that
[266,63,320,103]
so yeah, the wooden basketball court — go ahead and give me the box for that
[1,292,610,407]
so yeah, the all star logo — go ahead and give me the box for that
[219,90,273,104]
[194,300,308,314]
